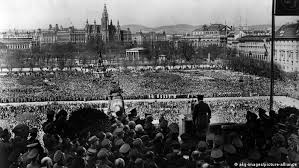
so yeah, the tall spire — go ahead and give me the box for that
[104,3,107,12]
[102,4,108,18]
[117,20,120,30]
[101,3,109,43]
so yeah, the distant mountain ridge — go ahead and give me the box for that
[121,24,202,34]
[121,24,282,34]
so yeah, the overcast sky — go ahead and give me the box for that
[0,0,297,30]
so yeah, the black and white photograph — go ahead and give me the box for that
[0,0,299,167]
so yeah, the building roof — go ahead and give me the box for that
[275,22,299,39]
[227,32,235,38]
[208,24,226,31]
[238,35,271,42]
[192,24,232,32]
[193,27,204,32]
[181,36,200,39]
[126,47,145,52]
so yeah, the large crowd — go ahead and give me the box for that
[0,67,298,167]
[0,97,284,129]
[0,69,296,103]
[1,101,299,168]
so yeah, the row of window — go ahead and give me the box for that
[244,53,268,61]
[5,44,30,49]
[240,45,269,49]
[243,52,298,72]
[276,50,299,62]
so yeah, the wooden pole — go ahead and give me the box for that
[270,0,275,111]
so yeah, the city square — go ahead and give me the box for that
[0,0,299,168]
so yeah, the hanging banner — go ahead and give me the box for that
[275,0,299,15]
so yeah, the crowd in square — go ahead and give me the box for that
[1,103,299,168]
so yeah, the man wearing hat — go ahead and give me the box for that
[42,110,56,134]
[128,107,138,121]
[9,124,30,166]
[70,146,87,168]
[96,149,113,168]
[88,136,99,149]
[24,148,40,168]
[192,95,211,139]
[0,130,11,168]
[28,128,39,145]
[86,147,97,168]
[210,149,229,168]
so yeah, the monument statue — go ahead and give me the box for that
[107,81,125,118]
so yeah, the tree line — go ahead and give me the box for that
[226,56,284,80]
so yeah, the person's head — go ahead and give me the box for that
[114,128,125,139]
[159,119,168,130]
[96,131,106,142]
[145,151,155,160]
[26,148,40,163]
[129,108,137,118]
[135,124,144,133]
[123,125,130,133]
[269,110,276,117]
[29,128,38,139]
[155,132,164,141]
[101,139,112,149]
[105,132,113,141]
[53,150,65,165]
[191,150,201,161]
[132,138,143,148]
[57,109,68,121]
[201,162,210,168]
[146,115,153,123]
[46,110,55,121]
[288,114,297,125]
[97,149,108,161]
[128,129,136,138]
[88,136,99,146]
[41,157,53,168]
[171,142,181,153]
[197,95,204,101]
[115,158,125,168]
[1,129,11,142]
[128,121,136,130]
[197,141,208,152]
[134,158,144,168]
[76,146,86,157]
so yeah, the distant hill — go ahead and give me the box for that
[121,24,202,34]
[121,24,154,33]
[154,24,202,34]
[247,24,271,30]
[121,23,286,35]
[246,24,281,31]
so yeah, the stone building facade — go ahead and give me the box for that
[237,22,299,73]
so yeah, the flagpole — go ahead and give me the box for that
[270,0,275,111]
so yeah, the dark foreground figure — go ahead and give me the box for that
[192,95,211,140]
[1,106,299,168]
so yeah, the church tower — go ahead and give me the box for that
[116,20,121,41]
[101,4,109,43]
[85,19,89,33]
